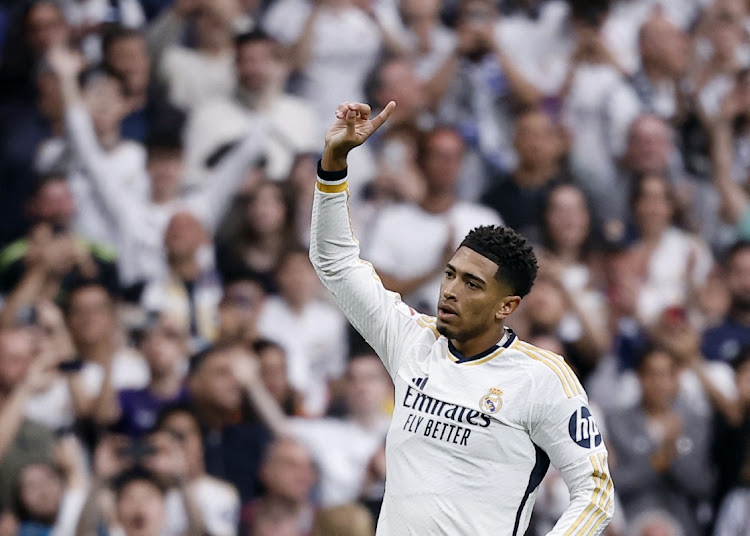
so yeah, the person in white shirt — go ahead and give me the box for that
[257,249,348,416]
[365,126,502,313]
[307,100,614,535]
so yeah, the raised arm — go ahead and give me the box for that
[310,102,442,376]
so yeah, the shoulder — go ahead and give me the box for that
[509,340,585,401]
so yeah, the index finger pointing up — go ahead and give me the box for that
[371,101,396,132]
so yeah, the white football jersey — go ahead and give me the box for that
[310,170,614,536]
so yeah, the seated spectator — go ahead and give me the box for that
[141,212,223,348]
[607,346,714,536]
[481,108,569,243]
[111,468,171,536]
[365,126,502,313]
[252,339,303,417]
[154,404,241,536]
[366,56,431,133]
[241,437,317,535]
[93,313,190,437]
[216,276,267,347]
[216,181,298,292]
[187,344,272,503]
[0,327,57,511]
[703,242,750,362]
[184,30,319,185]
[257,249,348,416]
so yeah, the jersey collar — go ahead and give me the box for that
[447,328,517,365]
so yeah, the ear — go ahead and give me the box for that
[495,296,521,321]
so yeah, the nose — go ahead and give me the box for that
[442,279,457,300]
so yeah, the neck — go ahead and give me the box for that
[642,399,670,415]
[730,306,750,326]
[642,61,671,84]
[171,255,201,282]
[149,373,182,398]
[552,245,580,264]
[97,130,120,150]
[514,162,559,187]
[352,409,381,430]
[151,188,175,205]
[284,296,308,314]
[420,191,455,214]
[451,329,505,358]
[80,338,117,364]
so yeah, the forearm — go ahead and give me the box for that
[493,47,544,106]
[291,7,322,71]
[0,267,47,327]
[243,380,291,438]
[0,385,32,461]
[711,123,747,223]
[90,366,121,426]
[424,52,460,109]
[692,361,742,424]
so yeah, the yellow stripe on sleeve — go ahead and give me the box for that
[317,180,349,193]
[532,345,585,396]
[516,343,576,398]
[566,454,613,536]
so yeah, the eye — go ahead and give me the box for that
[467,281,479,290]
[444,270,454,279]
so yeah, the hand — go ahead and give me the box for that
[231,350,261,389]
[23,351,58,394]
[54,435,87,482]
[35,300,76,361]
[660,412,683,443]
[323,102,396,170]
[94,435,133,479]
[47,46,84,80]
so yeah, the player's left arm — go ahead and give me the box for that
[529,374,614,536]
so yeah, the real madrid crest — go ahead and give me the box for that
[480,387,503,414]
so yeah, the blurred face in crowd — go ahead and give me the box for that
[623,116,672,175]
[276,252,320,309]
[376,59,425,119]
[521,278,566,330]
[147,149,184,203]
[236,39,276,93]
[196,8,231,51]
[25,2,68,56]
[105,35,151,96]
[189,350,243,413]
[633,175,674,238]
[260,439,316,503]
[165,212,207,262]
[257,344,289,403]
[544,184,590,253]
[218,280,266,343]
[17,464,63,524]
[140,317,188,379]
[116,480,166,536]
[247,182,288,237]
[0,329,35,393]
[514,111,564,169]
[36,70,63,123]
[401,0,442,39]
[66,285,116,349]
[727,246,750,311]
[28,179,76,227]
[344,355,392,416]
[639,13,689,77]
[82,74,128,138]
[638,350,679,411]
[457,0,497,60]
[706,0,746,62]
[159,411,204,478]
[420,129,465,193]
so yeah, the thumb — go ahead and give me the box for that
[346,109,357,137]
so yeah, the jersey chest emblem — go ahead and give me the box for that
[479,387,503,414]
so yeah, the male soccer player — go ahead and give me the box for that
[310,101,614,535]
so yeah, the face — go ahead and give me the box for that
[638,351,679,410]
[83,76,128,136]
[67,285,116,348]
[544,185,590,251]
[106,36,151,95]
[0,329,35,392]
[116,481,166,536]
[160,412,203,477]
[18,464,63,522]
[218,280,266,343]
[421,130,465,192]
[37,71,63,122]
[196,9,230,50]
[236,40,275,92]
[641,15,689,76]
[247,183,287,236]
[401,0,441,30]
[634,175,673,236]
[147,150,183,202]
[728,248,750,310]
[25,2,68,55]
[344,356,391,415]
[514,111,563,167]
[30,180,76,226]
[624,117,672,175]
[437,247,516,343]
[258,345,289,402]
[378,60,424,115]
[164,212,206,260]
[276,253,319,306]
[261,440,316,502]
[140,319,187,378]
[707,1,745,60]
[522,278,566,328]
[189,351,243,412]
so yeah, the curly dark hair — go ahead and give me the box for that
[460,225,538,297]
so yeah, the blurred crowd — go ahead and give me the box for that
[0,0,750,535]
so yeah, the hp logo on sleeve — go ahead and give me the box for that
[568,407,602,448]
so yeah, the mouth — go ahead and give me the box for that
[437,303,458,320]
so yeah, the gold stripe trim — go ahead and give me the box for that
[564,456,602,536]
[416,318,439,339]
[532,345,584,396]
[516,344,575,398]
[461,346,505,366]
[574,454,611,536]
[317,180,349,193]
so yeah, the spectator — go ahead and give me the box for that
[703,242,750,362]
[141,212,223,347]
[111,468,171,536]
[366,56,430,133]
[627,510,685,536]
[241,437,317,535]
[399,0,456,81]
[257,248,348,416]
[216,276,267,347]
[311,503,375,536]
[365,126,502,313]
[607,346,714,536]
[186,343,272,503]
[184,30,318,185]
[93,313,190,437]
[480,108,569,243]
[252,339,303,417]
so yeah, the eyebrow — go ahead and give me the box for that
[446,263,487,286]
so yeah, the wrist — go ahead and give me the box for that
[321,146,348,172]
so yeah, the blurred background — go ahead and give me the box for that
[0,0,749,534]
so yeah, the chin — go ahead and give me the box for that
[436,322,455,339]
